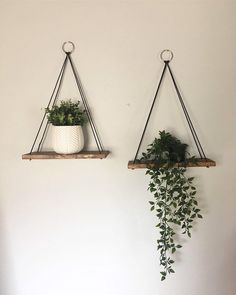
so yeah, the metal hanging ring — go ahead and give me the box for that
[62,41,75,53]
[160,49,173,62]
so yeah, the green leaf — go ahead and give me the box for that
[171,248,176,254]
[160,272,166,276]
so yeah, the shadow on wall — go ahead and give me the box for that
[0,207,15,295]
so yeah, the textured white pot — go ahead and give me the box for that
[52,125,84,154]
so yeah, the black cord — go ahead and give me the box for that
[133,62,168,162]
[167,64,206,159]
[67,53,103,152]
[133,58,207,162]
[30,55,68,154]
[37,55,69,152]
[29,46,104,154]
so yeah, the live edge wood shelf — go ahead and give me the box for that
[22,151,110,160]
[128,158,216,169]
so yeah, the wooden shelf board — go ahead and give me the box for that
[128,158,216,169]
[22,151,110,160]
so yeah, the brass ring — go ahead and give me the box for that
[160,49,173,62]
[62,41,75,53]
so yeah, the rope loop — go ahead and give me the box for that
[62,41,75,54]
[160,49,173,62]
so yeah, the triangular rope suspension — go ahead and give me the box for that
[28,41,104,155]
[133,49,207,163]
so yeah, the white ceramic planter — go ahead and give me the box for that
[52,125,84,154]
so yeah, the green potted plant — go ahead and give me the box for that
[46,100,87,154]
[141,131,202,280]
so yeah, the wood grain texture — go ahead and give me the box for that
[22,151,110,160]
[128,158,216,169]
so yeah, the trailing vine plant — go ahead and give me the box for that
[141,131,202,280]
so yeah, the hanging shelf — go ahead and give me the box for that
[128,158,216,169]
[128,50,216,170]
[22,42,110,160]
[22,151,109,160]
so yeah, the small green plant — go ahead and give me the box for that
[46,100,87,126]
[142,131,202,281]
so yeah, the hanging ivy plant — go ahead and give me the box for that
[141,131,202,281]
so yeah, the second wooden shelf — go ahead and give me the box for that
[128,158,216,169]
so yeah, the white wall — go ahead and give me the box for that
[0,1,236,294]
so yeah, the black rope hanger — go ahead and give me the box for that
[23,42,109,160]
[129,50,215,169]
